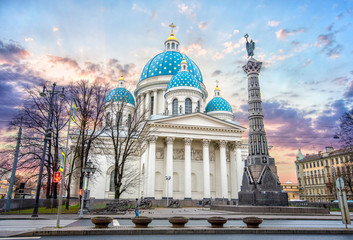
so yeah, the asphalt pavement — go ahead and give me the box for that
[0,207,352,238]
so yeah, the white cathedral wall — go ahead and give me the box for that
[81,137,248,200]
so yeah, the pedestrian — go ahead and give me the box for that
[135,198,140,217]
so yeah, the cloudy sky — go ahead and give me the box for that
[1,0,352,183]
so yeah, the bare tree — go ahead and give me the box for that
[337,109,353,149]
[104,96,149,199]
[66,80,109,208]
[0,84,69,199]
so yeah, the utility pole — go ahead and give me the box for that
[5,118,23,212]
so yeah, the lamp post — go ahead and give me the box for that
[56,98,75,228]
[79,160,96,218]
[32,83,65,218]
[165,175,171,207]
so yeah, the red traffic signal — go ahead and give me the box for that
[78,189,83,196]
[53,172,61,183]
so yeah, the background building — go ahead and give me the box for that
[295,146,353,202]
[282,180,299,200]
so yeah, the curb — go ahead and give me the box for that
[13,226,353,236]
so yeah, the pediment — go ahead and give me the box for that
[150,113,246,131]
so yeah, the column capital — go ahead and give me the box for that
[184,138,193,145]
[166,136,175,144]
[149,135,158,143]
[219,140,227,147]
[202,139,211,147]
[243,59,263,75]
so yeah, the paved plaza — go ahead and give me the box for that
[0,207,353,238]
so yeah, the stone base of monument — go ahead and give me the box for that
[211,205,330,215]
[238,191,289,206]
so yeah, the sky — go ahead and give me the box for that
[1,0,353,183]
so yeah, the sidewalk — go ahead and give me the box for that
[1,208,352,237]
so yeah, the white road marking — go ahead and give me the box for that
[113,219,120,226]
[0,237,41,240]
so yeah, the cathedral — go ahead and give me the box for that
[73,27,249,201]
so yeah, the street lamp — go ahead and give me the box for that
[79,159,96,218]
[32,83,65,218]
[165,175,171,207]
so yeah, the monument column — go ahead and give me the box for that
[238,34,288,206]
[202,139,211,199]
[219,140,228,199]
[146,135,157,199]
[165,137,175,199]
[184,138,192,199]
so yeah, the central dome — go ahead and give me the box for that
[139,51,203,83]
[166,71,201,92]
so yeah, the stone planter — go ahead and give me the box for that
[242,217,263,228]
[132,216,152,228]
[168,216,189,228]
[91,216,113,228]
[207,216,227,228]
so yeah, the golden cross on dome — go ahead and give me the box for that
[169,23,176,34]
[216,80,219,86]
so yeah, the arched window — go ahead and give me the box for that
[109,171,115,191]
[167,43,170,49]
[106,112,111,125]
[150,96,154,115]
[197,101,200,112]
[172,42,175,49]
[185,98,192,114]
[127,114,131,127]
[172,99,178,116]
[117,112,122,126]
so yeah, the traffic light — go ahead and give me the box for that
[78,189,83,196]
[53,172,61,183]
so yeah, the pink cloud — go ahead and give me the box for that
[276,28,305,40]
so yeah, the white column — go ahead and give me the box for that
[236,142,243,194]
[143,143,149,197]
[162,90,166,115]
[147,135,157,198]
[184,138,192,199]
[230,143,237,199]
[202,139,211,199]
[219,140,228,199]
[140,94,145,118]
[145,92,150,119]
[165,137,175,199]
[153,90,157,115]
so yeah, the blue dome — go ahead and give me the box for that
[106,88,135,106]
[205,97,232,113]
[166,71,201,92]
[139,51,203,83]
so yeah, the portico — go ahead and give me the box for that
[141,112,247,200]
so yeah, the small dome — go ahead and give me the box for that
[166,33,179,42]
[166,71,201,92]
[139,51,203,83]
[106,88,135,106]
[205,97,232,113]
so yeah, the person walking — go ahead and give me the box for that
[135,198,140,217]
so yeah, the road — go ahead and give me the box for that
[0,234,352,240]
